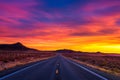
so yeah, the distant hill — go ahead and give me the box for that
[55,49,81,53]
[0,42,36,51]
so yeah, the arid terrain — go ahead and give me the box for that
[0,43,56,71]
[0,50,56,71]
[62,51,120,76]
[0,43,120,80]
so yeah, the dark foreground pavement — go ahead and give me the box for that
[0,54,120,80]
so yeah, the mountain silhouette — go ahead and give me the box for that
[56,49,76,53]
[0,42,33,51]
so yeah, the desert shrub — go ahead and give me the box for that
[62,53,120,73]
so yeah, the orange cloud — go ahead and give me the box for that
[0,0,120,53]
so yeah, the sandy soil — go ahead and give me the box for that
[0,57,52,71]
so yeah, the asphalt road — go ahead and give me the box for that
[0,55,119,80]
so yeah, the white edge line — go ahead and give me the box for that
[0,60,47,80]
[66,58,108,80]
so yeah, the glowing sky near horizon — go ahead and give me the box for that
[0,0,120,53]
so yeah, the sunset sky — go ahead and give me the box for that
[0,0,120,53]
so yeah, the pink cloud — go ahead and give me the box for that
[82,1,120,12]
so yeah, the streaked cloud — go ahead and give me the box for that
[0,0,120,53]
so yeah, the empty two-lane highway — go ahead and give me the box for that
[0,55,119,80]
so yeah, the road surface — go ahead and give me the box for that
[0,55,119,80]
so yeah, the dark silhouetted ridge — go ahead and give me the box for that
[56,49,77,53]
[0,42,33,51]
